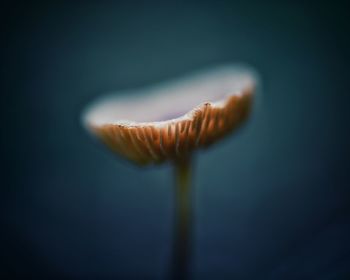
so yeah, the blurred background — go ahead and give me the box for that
[2,0,350,279]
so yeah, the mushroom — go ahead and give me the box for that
[82,65,257,279]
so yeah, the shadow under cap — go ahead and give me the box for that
[83,65,257,165]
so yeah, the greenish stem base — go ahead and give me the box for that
[170,158,193,280]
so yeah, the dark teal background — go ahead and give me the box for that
[2,1,350,279]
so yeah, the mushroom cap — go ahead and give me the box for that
[83,65,257,165]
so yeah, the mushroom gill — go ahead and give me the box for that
[83,65,257,165]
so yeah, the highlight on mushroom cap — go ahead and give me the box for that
[82,65,258,165]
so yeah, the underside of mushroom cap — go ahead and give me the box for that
[83,65,257,165]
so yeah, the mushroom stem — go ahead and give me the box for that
[171,158,193,280]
